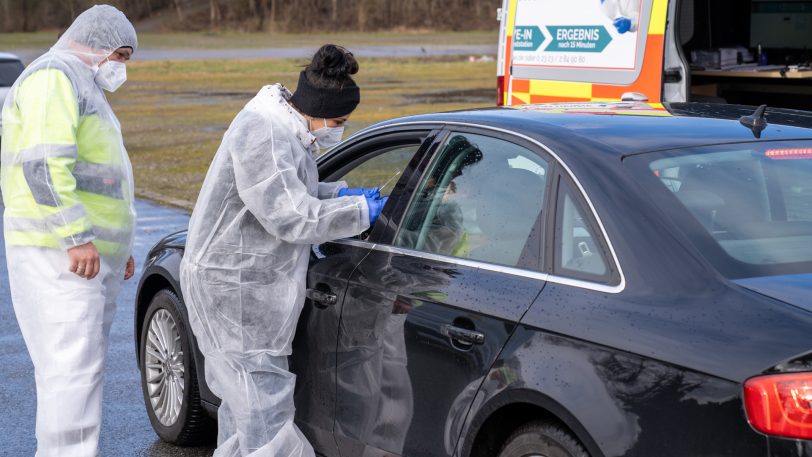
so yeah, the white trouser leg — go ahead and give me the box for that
[204,351,315,457]
[8,246,121,457]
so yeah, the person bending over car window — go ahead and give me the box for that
[180,44,387,457]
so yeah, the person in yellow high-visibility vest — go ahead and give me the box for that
[0,5,137,456]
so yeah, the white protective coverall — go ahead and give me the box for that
[0,5,136,457]
[601,0,641,33]
[180,84,370,456]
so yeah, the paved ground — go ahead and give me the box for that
[0,200,217,456]
[11,44,497,64]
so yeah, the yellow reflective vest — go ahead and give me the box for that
[1,68,134,259]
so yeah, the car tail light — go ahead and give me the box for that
[765,148,812,160]
[497,76,505,106]
[743,372,812,439]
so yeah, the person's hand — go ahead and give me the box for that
[613,17,632,34]
[68,242,100,280]
[124,256,135,281]
[365,195,389,226]
[339,187,380,199]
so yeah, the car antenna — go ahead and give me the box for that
[739,104,768,139]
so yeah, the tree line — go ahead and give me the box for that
[0,0,498,33]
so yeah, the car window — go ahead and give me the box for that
[0,59,24,87]
[630,141,812,278]
[337,143,420,196]
[395,132,548,269]
[554,179,609,279]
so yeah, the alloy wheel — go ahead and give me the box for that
[144,308,185,426]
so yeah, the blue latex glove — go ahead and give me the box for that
[613,17,632,34]
[338,187,380,198]
[365,195,389,226]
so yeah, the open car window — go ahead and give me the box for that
[337,143,421,196]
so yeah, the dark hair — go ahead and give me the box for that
[290,44,361,118]
[304,44,359,90]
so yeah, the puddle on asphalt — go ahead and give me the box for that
[167,90,255,105]
[201,125,228,133]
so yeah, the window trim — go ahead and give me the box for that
[323,120,626,294]
[548,173,620,285]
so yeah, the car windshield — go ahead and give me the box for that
[0,59,24,87]
[628,140,812,278]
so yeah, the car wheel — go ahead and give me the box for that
[498,421,589,457]
[139,288,214,445]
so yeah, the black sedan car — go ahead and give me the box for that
[135,102,812,457]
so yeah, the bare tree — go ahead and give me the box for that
[209,0,221,27]
[0,0,12,31]
[172,0,184,21]
[0,0,498,33]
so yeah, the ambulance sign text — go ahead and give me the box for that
[513,26,545,52]
[546,26,612,52]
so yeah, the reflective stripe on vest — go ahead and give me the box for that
[73,161,124,199]
[19,144,79,207]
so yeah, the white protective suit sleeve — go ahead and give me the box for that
[601,0,640,32]
[231,112,369,245]
[318,181,348,199]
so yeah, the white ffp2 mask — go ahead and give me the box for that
[95,60,127,92]
[311,118,345,149]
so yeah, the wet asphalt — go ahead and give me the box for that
[0,200,217,456]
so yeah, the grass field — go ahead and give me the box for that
[108,57,496,209]
[0,30,497,50]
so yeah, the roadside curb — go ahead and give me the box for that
[136,189,194,213]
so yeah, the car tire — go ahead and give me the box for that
[498,421,589,457]
[139,288,215,445]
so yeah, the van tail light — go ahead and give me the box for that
[743,373,812,439]
[497,76,505,106]
[765,148,812,160]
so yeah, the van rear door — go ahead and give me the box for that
[500,0,671,105]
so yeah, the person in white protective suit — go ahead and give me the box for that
[600,0,641,34]
[0,5,137,457]
[180,44,388,457]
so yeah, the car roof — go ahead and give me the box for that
[0,52,21,61]
[371,102,812,156]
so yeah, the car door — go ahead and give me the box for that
[333,129,554,457]
[291,128,436,456]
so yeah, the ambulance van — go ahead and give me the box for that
[497,0,812,109]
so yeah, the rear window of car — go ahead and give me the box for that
[627,141,812,278]
[0,59,24,87]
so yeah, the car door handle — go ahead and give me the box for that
[441,324,485,346]
[306,288,338,307]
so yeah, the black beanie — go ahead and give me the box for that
[289,71,360,119]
